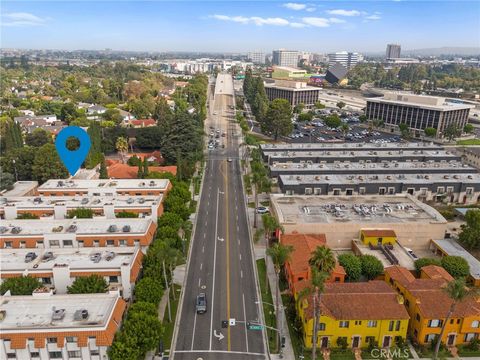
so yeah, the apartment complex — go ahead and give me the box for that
[386,44,401,59]
[458,147,480,170]
[0,290,125,360]
[0,218,157,250]
[365,93,473,137]
[247,51,266,64]
[38,179,171,197]
[0,247,143,299]
[296,281,409,349]
[264,80,321,107]
[272,49,299,68]
[385,266,480,347]
[328,51,359,70]
[270,194,447,250]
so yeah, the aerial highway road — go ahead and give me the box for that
[171,73,268,360]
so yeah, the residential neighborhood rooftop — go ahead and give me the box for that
[431,239,480,282]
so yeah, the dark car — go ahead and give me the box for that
[196,293,207,314]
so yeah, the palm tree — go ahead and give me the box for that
[262,213,284,286]
[433,278,477,359]
[300,267,330,360]
[115,136,128,163]
[266,243,294,352]
[251,162,270,228]
[309,246,336,274]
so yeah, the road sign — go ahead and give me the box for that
[247,322,263,330]
[229,318,236,326]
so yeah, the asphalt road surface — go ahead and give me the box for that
[171,74,267,360]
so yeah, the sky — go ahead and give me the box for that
[1,1,479,53]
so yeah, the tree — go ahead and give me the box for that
[102,108,123,124]
[99,160,108,179]
[25,128,52,147]
[60,102,78,123]
[157,212,183,229]
[324,114,342,129]
[67,208,94,219]
[424,127,437,137]
[414,258,442,273]
[135,126,163,149]
[336,101,346,109]
[32,144,68,183]
[298,112,314,122]
[143,157,149,177]
[116,211,139,218]
[360,255,384,280]
[137,164,143,179]
[153,97,173,122]
[293,103,305,114]
[0,146,36,181]
[134,277,164,305]
[314,101,325,109]
[67,275,108,294]
[459,210,480,249]
[251,163,271,228]
[359,115,367,123]
[340,123,350,139]
[338,254,362,281]
[266,242,293,351]
[123,311,163,357]
[0,172,15,191]
[433,279,476,359]
[127,301,158,319]
[309,246,336,274]
[464,123,474,134]
[1,119,23,153]
[0,276,42,295]
[441,256,470,279]
[261,99,293,140]
[115,136,129,163]
[444,124,460,141]
[108,331,142,360]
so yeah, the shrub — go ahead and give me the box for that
[336,337,348,349]
[465,338,480,351]
[134,277,164,305]
[67,274,108,294]
[441,256,470,279]
[116,211,139,218]
[414,258,442,273]
[0,276,42,295]
[360,255,384,280]
[16,213,39,219]
[338,254,362,282]
[67,208,94,219]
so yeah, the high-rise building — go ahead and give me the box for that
[247,51,266,64]
[328,51,359,70]
[386,44,401,59]
[272,49,299,68]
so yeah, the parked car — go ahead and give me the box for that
[256,206,269,214]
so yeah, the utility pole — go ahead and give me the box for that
[163,260,171,322]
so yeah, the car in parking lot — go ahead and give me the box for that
[196,293,207,314]
[256,206,269,214]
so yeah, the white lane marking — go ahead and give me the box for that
[242,293,249,353]
[238,239,240,246]
[191,307,198,350]
[200,263,203,270]
[239,254,242,261]
[209,188,220,350]
[207,201,209,206]
[198,278,201,287]
[204,233,206,239]
[202,246,205,253]
[240,270,243,279]
[237,225,239,232]
[174,350,264,356]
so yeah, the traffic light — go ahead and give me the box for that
[281,336,286,348]
[221,320,228,328]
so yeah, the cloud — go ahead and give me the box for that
[290,22,307,28]
[282,3,307,11]
[326,9,362,17]
[211,14,290,26]
[365,14,381,20]
[306,7,316,12]
[328,17,346,24]
[302,17,330,27]
[2,12,48,27]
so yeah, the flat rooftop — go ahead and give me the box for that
[270,194,446,225]
[260,142,442,152]
[271,160,473,173]
[264,82,320,91]
[38,179,169,191]
[279,172,480,185]
[353,241,416,270]
[0,195,162,210]
[368,93,474,111]
[1,181,38,197]
[432,239,480,281]
[263,149,458,160]
[1,247,139,273]
[0,218,153,236]
[0,292,119,331]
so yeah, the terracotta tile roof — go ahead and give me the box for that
[385,265,416,286]
[107,163,177,179]
[130,119,156,127]
[303,281,409,321]
[362,229,397,238]
[421,265,454,282]
[281,233,327,274]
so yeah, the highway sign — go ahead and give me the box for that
[247,322,263,330]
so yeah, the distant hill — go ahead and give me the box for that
[402,47,480,57]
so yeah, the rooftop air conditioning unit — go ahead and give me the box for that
[74,309,89,321]
[52,307,66,321]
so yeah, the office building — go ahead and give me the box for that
[365,93,474,138]
[38,179,171,197]
[0,218,157,250]
[269,194,447,250]
[458,147,480,170]
[328,51,359,69]
[247,51,266,64]
[0,194,164,220]
[272,49,299,68]
[264,80,320,107]
[386,44,401,59]
[0,290,125,360]
[0,247,143,299]
[271,66,307,79]
[325,63,348,84]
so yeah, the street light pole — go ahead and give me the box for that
[12,160,18,182]
[256,300,285,358]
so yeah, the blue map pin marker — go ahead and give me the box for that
[55,126,92,176]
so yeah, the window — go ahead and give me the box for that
[134,240,140,246]
[379,187,386,195]
[20,241,26,248]
[63,240,73,247]
[90,350,100,356]
[314,188,321,195]
[339,321,349,328]
[78,240,84,247]
[407,188,414,195]
[109,276,119,283]
[388,187,395,195]
[355,321,362,325]
[466,188,473,195]
[450,319,454,324]
[424,334,436,343]
[49,240,60,247]
[93,240,100,247]
[42,277,52,285]
[395,320,401,331]
[428,319,442,328]
[30,352,40,358]
[437,187,445,194]
[365,336,375,345]
[346,189,353,196]
[106,240,115,247]
[47,337,57,344]
[457,319,461,324]
[389,320,395,331]
[333,189,341,195]
[416,313,421,321]
[119,240,127,246]
[367,320,378,328]
[359,187,366,195]
[405,299,410,307]
[36,241,44,248]
[6,354,16,359]
[4,241,12,248]
[472,320,480,328]
[318,323,326,331]
[465,333,477,342]
[334,277,341,282]
[66,337,77,343]
[305,188,313,195]
[49,352,62,359]
[68,350,82,358]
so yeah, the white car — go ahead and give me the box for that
[256,206,269,214]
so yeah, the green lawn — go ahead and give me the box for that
[457,139,480,145]
[414,345,451,359]
[256,259,278,354]
[457,344,480,357]
[162,284,181,354]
